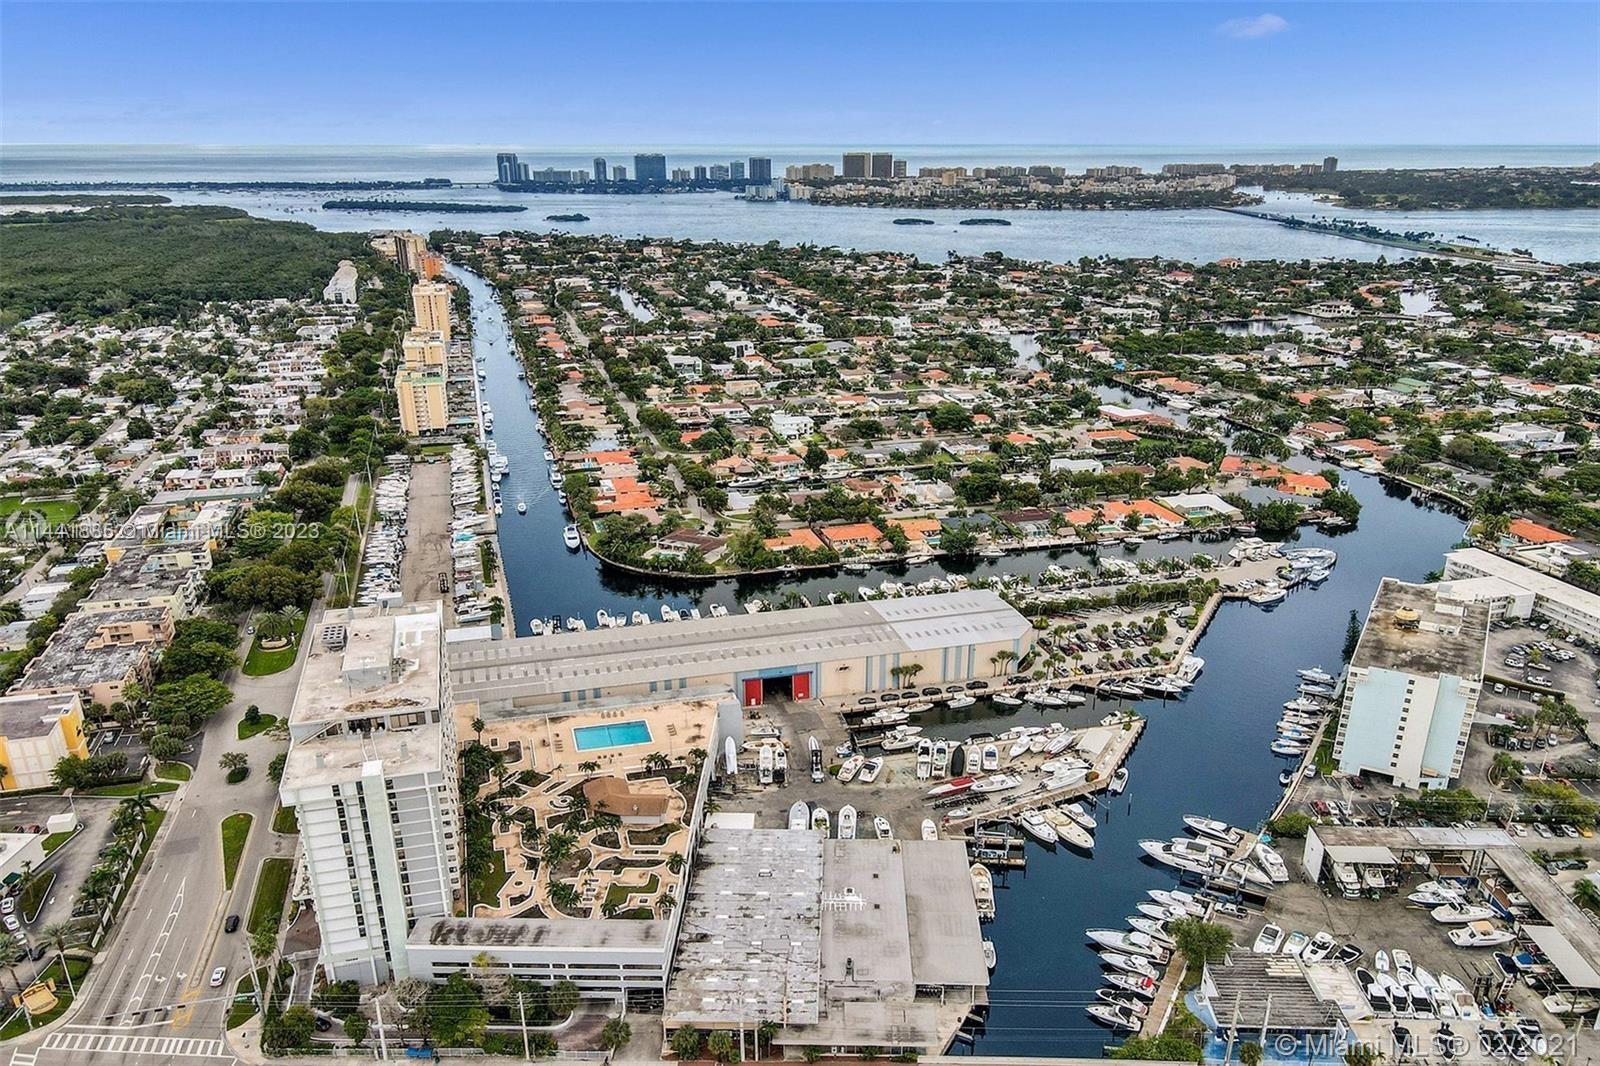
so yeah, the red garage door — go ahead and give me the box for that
[791,672,812,701]
[743,678,763,707]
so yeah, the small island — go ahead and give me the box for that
[321,199,526,213]
[892,217,936,225]
[544,213,591,222]
[959,217,1012,226]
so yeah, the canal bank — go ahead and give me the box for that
[455,263,1470,1056]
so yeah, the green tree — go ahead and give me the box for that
[1169,917,1232,971]
[671,1027,703,1060]
[343,1012,370,1046]
[1240,1043,1264,1066]
[1342,610,1362,662]
[428,972,490,1047]
[602,1017,633,1053]
[706,1030,739,1063]
[550,978,580,1019]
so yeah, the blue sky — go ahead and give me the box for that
[2,1,1597,145]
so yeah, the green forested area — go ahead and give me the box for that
[0,205,369,322]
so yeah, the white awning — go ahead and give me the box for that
[1523,924,1600,989]
[1325,844,1397,866]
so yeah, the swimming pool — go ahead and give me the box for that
[572,720,653,751]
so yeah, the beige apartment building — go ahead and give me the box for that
[411,282,452,343]
[395,367,449,436]
[401,329,446,370]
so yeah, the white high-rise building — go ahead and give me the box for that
[1332,579,1488,791]
[280,603,461,983]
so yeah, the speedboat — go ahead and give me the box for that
[874,816,892,839]
[1447,921,1515,947]
[1149,889,1204,917]
[1086,1004,1140,1031]
[1430,903,1496,924]
[1086,929,1168,961]
[838,805,857,840]
[660,604,680,622]
[932,740,950,776]
[1094,989,1149,1017]
[1018,809,1058,845]
[926,777,975,798]
[982,940,996,970]
[563,524,581,549]
[1303,932,1337,962]
[788,801,810,831]
[980,744,1000,771]
[1060,802,1096,831]
[1249,585,1287,606]
[1252,924,1285,953]
[915,739,934,780]
[515,497,526,514]
[1105,971,1157,999]
[1297,666,1334,684]
[1281,931,1311,956]
[920,819,937,841]
[1127,917,1173,943]
[1407,881,1463,908]
[858,757,884,784]
[1183,815,1242,844]
[1108,766,1129,794]
[992,693,1024,708]
[811,807,830,835]
[971,774,1021,794]
[838,755,866,782]
[1100,951,1157,979]
[1270,739,1309,756]
[948,695,977,709]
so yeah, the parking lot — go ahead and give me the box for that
[0,793,119,958]
[1481,623,1600,728]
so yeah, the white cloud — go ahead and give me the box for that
[1218,13,1289,39]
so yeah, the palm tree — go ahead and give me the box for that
[578,760,600,776]
[1574,877,1600,914]
[656,891,678,916]
[666,851,685,874]
[37,921,84,995]
[548,881,580,911]
[601,1017,632,1053]
[0,938,28,1007]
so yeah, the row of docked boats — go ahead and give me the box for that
[1085,902,1180,1030]
[786,801,893,841]
[1270,666,1338,758]
[525,599,731,636]
[1136,814,1288,891]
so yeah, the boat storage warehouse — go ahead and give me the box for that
[449,589,1036,712]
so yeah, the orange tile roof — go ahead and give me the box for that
[820,523,884,546]
[1507,518,1572,544]
[764,528,825,552]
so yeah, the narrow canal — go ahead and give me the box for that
[456,266,1468,1057]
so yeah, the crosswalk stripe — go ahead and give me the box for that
[40,1028,233,1059]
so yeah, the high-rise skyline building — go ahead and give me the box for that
[871,152,894,179]
[748,157,772,183]
[730,160,745,181]
[693,165,708,182]
[709,163,729,180]
[410,281,451,344]
[394,367,449,436]
[593,157,608,183]
[634,153,668,183]
[1324,156,1339,173]
[842,152,869,179]
[611,165,627,182]
[495,152,520,184]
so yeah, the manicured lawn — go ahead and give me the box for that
[248,856,293,937]
[41,830,74,855]
[156,761,192,781]
[271,805,299,835]
[242,639,298,676]
[236,713,280,740]
[603,873,660,912]
[468,848,510,911]
[84,780,178,797]
[221,813,253,890]
[0,495,80,526]
[225,964,272,1029]
[19,870,54,922]
[0,957,90,1039]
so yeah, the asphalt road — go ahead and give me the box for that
[7,623,308,1066]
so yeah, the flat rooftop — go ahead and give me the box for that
[281,720,446,790]
[1446,546,1600,609]
[290,603,444,731]
[14,606,167,691]
[1204,953,1344,1030]
[450,590,1031,709]
[0,692,78,739]
[1350,578,1488,680]
[665,828,824,1028]
[86,543,207,600]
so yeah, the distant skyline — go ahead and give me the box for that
[2,2,1598,147]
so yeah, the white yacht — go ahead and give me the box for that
[563,524,581,549]
[1252,924,1285,953]
[788,801,810,831]
[838,805,857,840]
[810,807,831,835]
[1018,809,1058,845]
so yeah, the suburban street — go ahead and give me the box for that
[6,623,308,1066]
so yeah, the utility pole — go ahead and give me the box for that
[519,991,530,1062]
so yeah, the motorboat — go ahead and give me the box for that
[788,801,811,831]
[992,693,1024,708]
[1183,815,1242,844]
[1094,989,1149,1017]
[1253,924,1285,953]
[1303,932,1337,962]
[1270,739,1309,756]
[920,819,938,841]
[630,609,650,627]
[758,745,775,786]
[982,940,997,971]
[874,816,892,839]
[1086,1004,1140,1031]
[926,777,975,798]
[838,755,866,782]
[811,807,830,835]
[931,740,950,777]
[1100,950,1158,979]
[515,497,526,514]
[948,695,977,709]
[1108,766,1129,794]
[1127,916,1173,943]
[1249,585,1287,606]
[1043,806,1094,845]
[980,744,1000,771]
[1105,971,1157,999]
[915,739,934,780]
[1018,809,1059,845]
[1430,903,1496,924]
[1086,929,1168,961]
[1540,991,1599,1017]
[838,805,857,840]
[1406,881,1463,908]
[1025,689,1065,707]
[1137,901,1185,922]
[1165,837,1229,863]
[1148,889,1204,917]
[563,524,581,549]
[708,603,729,618]
[858,757,884,784]
[880,727,923,753]
[971,774,1022,794]
[660,604,680,623]
[1281,931,1311,956]
[1447,921,1515,947]
[1254,841,1290,883]
[970,864,995,918]
[1100,681,1145,700]
[1060,802,1096,831]
[595,609,614,629]
[1298,666,1335,684]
